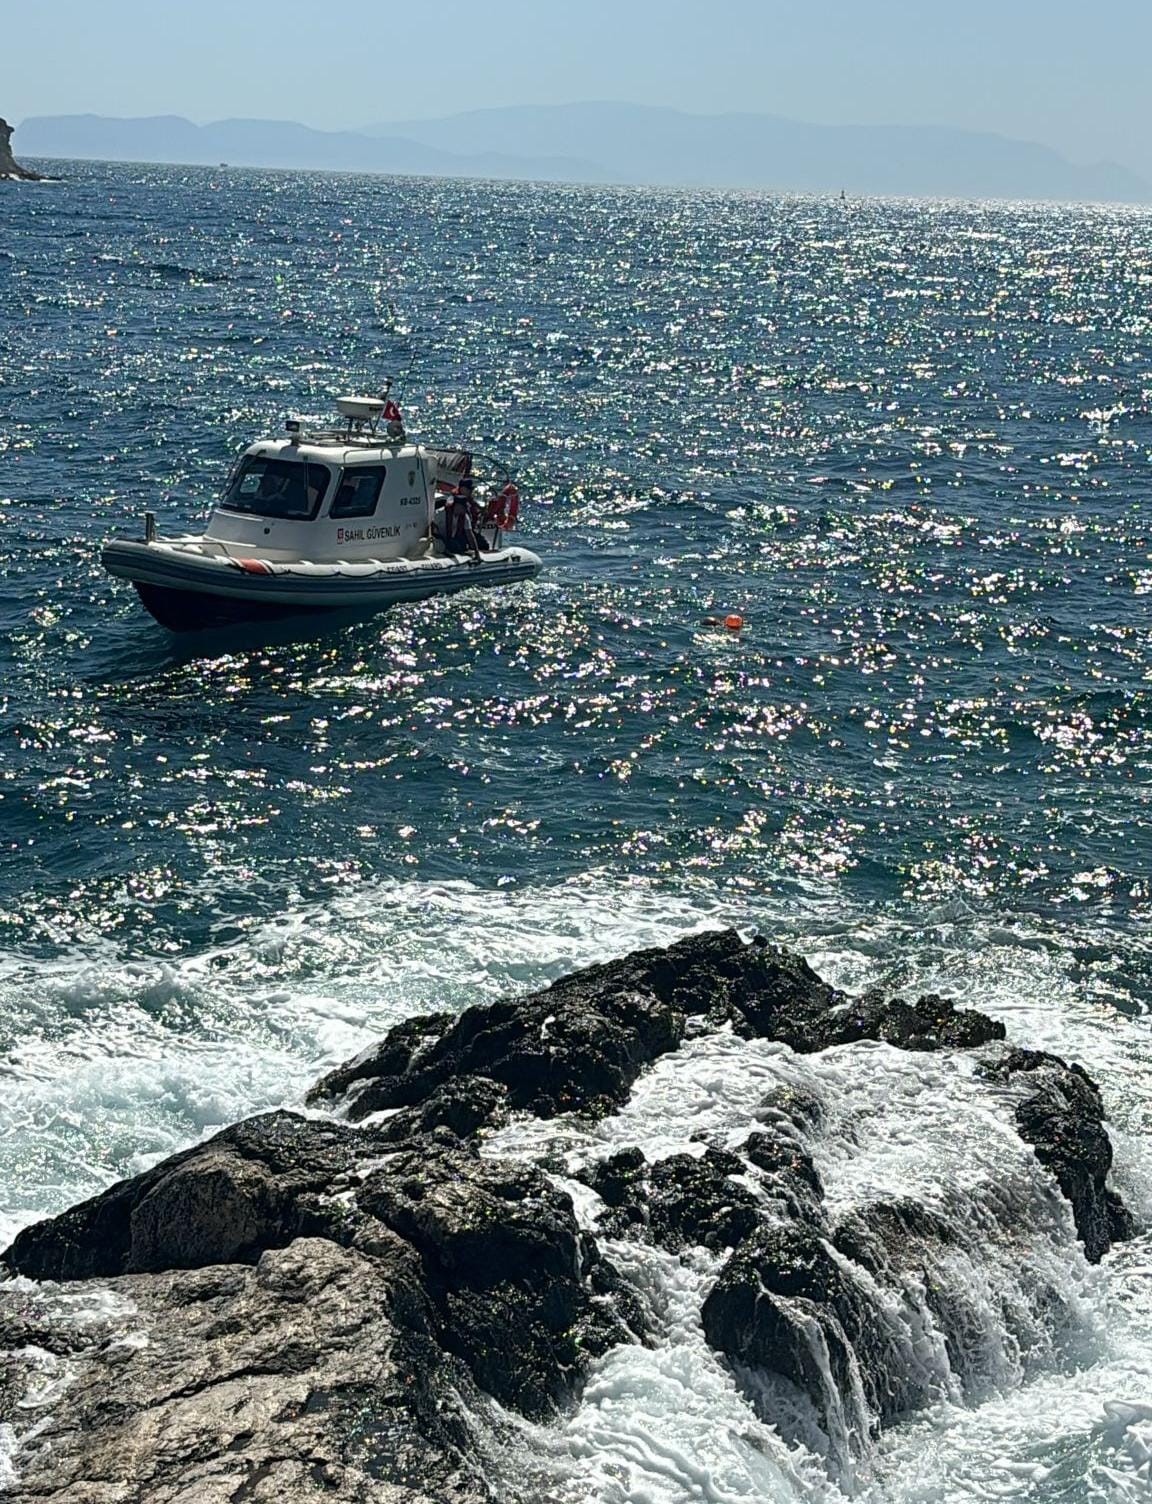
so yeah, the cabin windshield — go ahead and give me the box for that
[221,457,331,520]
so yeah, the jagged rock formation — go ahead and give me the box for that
[306,934,1005,1128]
[0,119,41,181]
[0,930,1135,1500]
[0,1239,497,1503]
[988,1047,1134,1261]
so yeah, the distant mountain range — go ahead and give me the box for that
[14,114,611,186]
[16,104,1148,203]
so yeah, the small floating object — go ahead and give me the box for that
[700,613,745,631]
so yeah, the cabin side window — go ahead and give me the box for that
[221,457,331,520]
[330,466,387,519]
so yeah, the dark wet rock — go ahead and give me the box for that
[646,1149,761,1253]
[717,946,844,1040]
[584,1246,650,1346]
[989,1049,1135,1262]
[582,1135,820,1250]
[3,1111,372,1281]
[696,947,1004,1054]
[581,1146,764,1251]
[702,1224,905,1437]
[0,118,41,181]
[833,1197,957,1278]
[356,1144,626,1418]
[741,1130,825,1223]
[586,1147,647,1208]
[582,1147,650,1237]
[308,932,1003,1130]
[312,976,684,1124]
[755,1082,826,1135]
[309,1010,457,1118]
[809,986,1006,1054]
[379,1074,511,1143]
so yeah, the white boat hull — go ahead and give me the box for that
[102,539,543,631]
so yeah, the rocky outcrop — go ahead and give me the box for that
[0,930,1136,1500]
[702,1222,898,1438]
[700,1172,1085,1460]
[987,1048,1135,1262]
[354,1143,635,1417]
[3,1113,632,1421]
[3,1113,366,1282]
[306,930,1006,1128]
[0,1112,636,1499]
[0,1238,496,1503]
[0,118,41,181]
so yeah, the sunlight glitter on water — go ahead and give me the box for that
[2,165,1152,1501]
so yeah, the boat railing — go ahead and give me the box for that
[289,427,406,449]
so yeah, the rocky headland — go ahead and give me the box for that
[0,119,42,181]
[0,931,1134,1501]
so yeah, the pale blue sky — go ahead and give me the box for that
[3,0,1147,174]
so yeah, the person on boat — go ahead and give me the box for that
[255,466,302,517]
[444,476,480,558]
[464,474,491,552]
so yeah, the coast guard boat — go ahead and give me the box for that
[101,392,542,631]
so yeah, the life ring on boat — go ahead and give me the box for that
[235,558,273,574]
[485,482,520,530]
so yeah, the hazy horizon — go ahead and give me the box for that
[3,0,1150,181]
[13,104,1145,205]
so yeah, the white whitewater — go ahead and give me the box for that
[487,1028,1132,1502]
[0,870,1149,1501]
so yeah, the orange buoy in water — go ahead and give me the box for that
[724,613,744,631]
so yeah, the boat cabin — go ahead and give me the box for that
[203,397,433,562]
[197,397,514,563]
[205,437,436,563]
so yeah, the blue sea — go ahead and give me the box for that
[1,162,1151,1500]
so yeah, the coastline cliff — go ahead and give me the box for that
[0,118,42,180]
